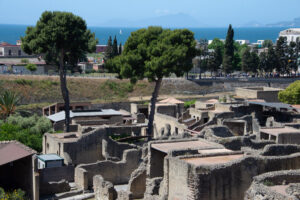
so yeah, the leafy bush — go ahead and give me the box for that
[263,180,274,186]
[85,69,96,74]
[6,114,52,134]
[0,114,52,152]
[278,80,300,104]
[20,58,29,64]
[184,99,196,108]
[25,63,37,73]
[40,80,59,88]
[0,187,28,200]
[14,79,33,86]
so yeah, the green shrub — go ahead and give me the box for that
[14,79,33,86]
[20,58,29,64]
[263,180,274,186]
[0,115,52,152]
[110,133,131,140]
[184,99,196,108]
[278,80,300,104]
[0,187,28,200]
[25,63,37,73]
[40,80,59,88]
[7,114,52,134]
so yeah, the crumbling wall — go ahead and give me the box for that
[75,148,142,190]
[167,157,194,200]
[105,125,145,137]
[200,125,274,150]
[62,127,108,165]
[102,137,137,160]
[261,144,300,156]
[155,104,178,118]
[236,88,259,99]
[128,162,147,199]
[93,175,117,200]
[43,133,61,155]
[167,152,300,200]
[40,180,71,196]
[245,169,300,200]
[39,165,74,183]
[148,148,166,178]
[153,113,187,138]
[257,89,281,102]
[278,132,300,144]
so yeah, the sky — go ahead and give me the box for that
[0,0,300,27]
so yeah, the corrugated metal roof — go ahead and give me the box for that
[37,154,63,161]
[0,141,36,166]
[47,109,122,122]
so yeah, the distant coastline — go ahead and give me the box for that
[0,24,295,45]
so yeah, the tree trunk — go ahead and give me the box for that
[58,49,71,132]
[147,78,162,138]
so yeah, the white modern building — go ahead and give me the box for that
[236,40,250,45]
[279,28,300,44]
[251,40,265,47]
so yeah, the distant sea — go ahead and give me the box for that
[0,24,293,45]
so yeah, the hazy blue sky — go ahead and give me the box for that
[0,0,299,27]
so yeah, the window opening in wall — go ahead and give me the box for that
[203,117,209,123]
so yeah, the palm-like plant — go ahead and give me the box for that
[0,90,20,120]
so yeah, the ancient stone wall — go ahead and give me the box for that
[235,88,259,99]
[39,165,74,183]
[167,152,300,200]
[223,120,246,136]
[167,157,193,200]
[153,113,187,138]
[39,180,70,196]
[62,128,108,165]
[103,137,137,160]
[105,125,145,136]
[75,149,142,190]
[261,144,300,156]
[155,104,178,118]
[128,163,147,199]
[245,170,300,200]
[93,175,117,200]
[257,89,281,102]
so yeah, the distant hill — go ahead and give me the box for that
[266,17,300,27]
[99,13,205,28]
[241,21,264,27]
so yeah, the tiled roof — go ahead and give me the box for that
[205,99,219,103]
[0,42,18,47]
[159,97,184,104]
[292,105,300,109]
[0,140,36,166]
